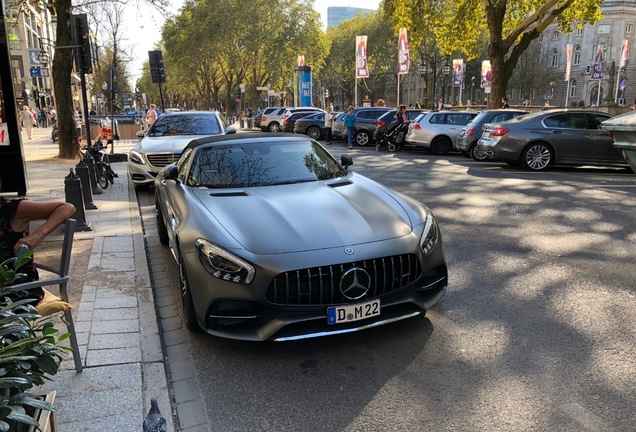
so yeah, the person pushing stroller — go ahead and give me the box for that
[375,105,411,152]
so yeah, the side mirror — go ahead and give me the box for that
[341,154,353,170]
[164,165,179,181]
[226,126,237,134]
[136,129,146,138]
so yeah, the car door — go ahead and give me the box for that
[588,112,623,162]
[354,110,376,132]
[446,113,474,140]
[163,147,195,253]
[542,113,594,161]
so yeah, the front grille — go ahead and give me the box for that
[146,152,180,167]
[267,254,422,305]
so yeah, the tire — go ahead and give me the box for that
[470,144,489,162]
[155,199,169,246]
[375,143,381,151]
[388,143,397,152]
[96,165,109,189]
[268,122,281,133]
[306,126,321,140]
[179,250,200,332]
[521,142,553,171]
[354,130,370,146]
[430,137,452,155]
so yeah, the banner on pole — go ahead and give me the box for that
[591,45,603,80]
[398,28,409,75]
[452,59,464,87]
[356,35,369,79]
[619,39,629,70]
[481,60,492,89]
[564,44,572,81]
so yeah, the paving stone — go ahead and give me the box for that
[162,316,183,332]
[159,305,179,319]
[86,347,141,366]
[163,328,188,347]
[92,307,138,321]
[177,398,208,430]
[89,332,140,350]
[172,378,200,403]
[169,358,195,381]
[166,343,191,363]
[182,425,211,432]
[53,386,141,423]
[91,319,139,334]
[101,257,135,271]
[94,296,137,309]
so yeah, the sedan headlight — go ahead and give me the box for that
[195,239,255,284]
[129,150,146,165]
[419,213,439,256]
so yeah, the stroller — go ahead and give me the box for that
[375,122,409,152]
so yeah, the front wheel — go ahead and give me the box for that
[179,251,200,332]
[521,143,553,171]
[354,130,370,146]
[470,144,489,161]
[388,143,397,152]
[306,126,321,140]
[96,164,109,189]
[268,122,280,133]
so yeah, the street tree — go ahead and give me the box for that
[382,0,604,108]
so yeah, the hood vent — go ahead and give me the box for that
[327,180,352,188]
[209,191,250,197]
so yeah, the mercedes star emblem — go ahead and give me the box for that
[340,267,371,300]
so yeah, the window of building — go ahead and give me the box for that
[573,45,581,65]
[531,89,536,99]
[551,48,559,67]
[552,31,559,40]
[570,80,577,98]
[575,26,583,36]
[598,24,611,34]
[627,24,633,34]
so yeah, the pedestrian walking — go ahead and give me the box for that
[501,97,509,109]
[146,104,158,127]
[324,104,335,145]
[19,106,36,139]
[437,99,444,110]
[341,105,357,150]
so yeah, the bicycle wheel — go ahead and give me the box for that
[96,164,109,189]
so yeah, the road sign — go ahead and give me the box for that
[28,50,43,65]
[29,67,49,77]
[256,86,269,91]
[236,98,241,103]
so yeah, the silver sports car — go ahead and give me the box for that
[155,133,447,341]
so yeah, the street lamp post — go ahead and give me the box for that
[471,76,475,105]
[419,54,450,110]
[441,63,451,107]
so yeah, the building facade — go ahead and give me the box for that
[518,0,636,107]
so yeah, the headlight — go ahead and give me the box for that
[195,239,255,284]
[419,213,439,256]
[129,150,146,165]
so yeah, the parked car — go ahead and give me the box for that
[154,133,447,341]
[406,110,478,154]
[455,109,528,161]
[128,111,235,189]
[254,112,262,128]
[261,106,322,133]
[373,109,425,142]
[282,112,321,133]
[294,112,329,140]
[475,109,626,171]
[349,107,394,146]
[331,112,347,141]
[601,111,636,173]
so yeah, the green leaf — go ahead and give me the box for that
[0,420,9,432]
[58,333,70,342]
[0,377,29,388]
[6,410,39,427]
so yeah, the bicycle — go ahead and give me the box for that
[79,135,118,189]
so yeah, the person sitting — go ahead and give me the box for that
[0,198,75,304]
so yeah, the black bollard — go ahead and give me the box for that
[83,157,103,195]
[64,169,92,232]
[75,160,97,210]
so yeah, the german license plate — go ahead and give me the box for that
[327,299,380,325]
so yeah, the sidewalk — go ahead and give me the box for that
[15,127,175,431]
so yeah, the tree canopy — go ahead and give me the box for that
[382,0,604,107]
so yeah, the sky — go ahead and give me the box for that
[124,0,381,85]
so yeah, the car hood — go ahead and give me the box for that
[193,175,414,254]
[140,135,210,153]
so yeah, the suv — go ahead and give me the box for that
[260,107,322,133]
[350,107,394,146]
[373,109,426,142]
[455,109,527,161]
[405,110,478,155]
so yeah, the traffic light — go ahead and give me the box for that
[325,89,329,98]
[148,50,166,84]
[71,14,92,74]
[235,88,241,99]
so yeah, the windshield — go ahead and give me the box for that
[187,140,347,188]
[148,114,221,137]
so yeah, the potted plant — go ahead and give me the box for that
[0,246,69,432]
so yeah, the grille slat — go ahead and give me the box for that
[267,254,422,306]
[146,152,180,167]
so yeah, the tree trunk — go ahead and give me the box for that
[53,0,78,159]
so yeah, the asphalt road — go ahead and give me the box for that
[137,143,636,431]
